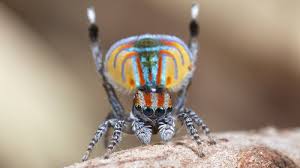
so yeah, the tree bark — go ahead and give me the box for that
[66,127,300,168]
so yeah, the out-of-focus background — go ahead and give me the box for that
[0,0,300,167]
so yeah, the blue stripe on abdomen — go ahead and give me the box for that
[132,56,140,87]
[141,57,150,86]
[151,55,158,86]
[161,56,167,85]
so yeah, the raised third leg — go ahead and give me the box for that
[87,7,125,119]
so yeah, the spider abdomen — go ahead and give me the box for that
[104,34,194,92]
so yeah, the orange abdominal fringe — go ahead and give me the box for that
[113,43,134,67]
[159,50,176,59]
[120,52,137,81]
[159,50,179,81]
[122,52,137,61]
[116,43,134,54]
[161,40,186,65]
[161,41,183,54]
[161,40,175,46]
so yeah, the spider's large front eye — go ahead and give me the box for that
[155,107,165,117]
[167,107,172,113]
[135,105,142,111]
[144,107,154,117]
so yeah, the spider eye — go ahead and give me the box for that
[144,107,154,117]
[135,105,142,111]
[155,107,165,117]
[167,107,173,112]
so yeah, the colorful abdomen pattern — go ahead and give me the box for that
[104,34,193,92]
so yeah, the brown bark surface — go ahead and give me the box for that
[66,127,300,168]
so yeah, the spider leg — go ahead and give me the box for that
[103,112,115,148]
[177,110,205,157]
[174,87,189,114]
[104,115,135,148]
[130,113,152,144]
[174,3,200,113]
[82,118,127,161]
[104,120,125,159]
[82,119,112,162]
[103,127,111,149]
[189,2,199,63]
[185,109,216,145]
[158,114,175,142]
[87,7,125,119]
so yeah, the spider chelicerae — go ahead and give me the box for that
[82,3,215,162]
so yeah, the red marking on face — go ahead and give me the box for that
[157,92,165,107]
[143,92,152,107]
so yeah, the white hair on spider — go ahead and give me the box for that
[191,3,199,19]
[87,6,96,24]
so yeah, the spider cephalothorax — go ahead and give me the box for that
[82,3,215,162]
[133,89,172,120]
[131,88,174,143]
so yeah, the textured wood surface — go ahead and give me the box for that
[66,127,300,168]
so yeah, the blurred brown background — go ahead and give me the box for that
[0,0,300,168]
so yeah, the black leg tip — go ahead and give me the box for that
[199,152,205,158]
[190,20,199,37]
[104,154,110,159]
[89,24,98,42]
[208,139,217,145]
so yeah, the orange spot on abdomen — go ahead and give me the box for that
[129,78,135,87]
[166,76,172,85]
[188,64,193,71]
